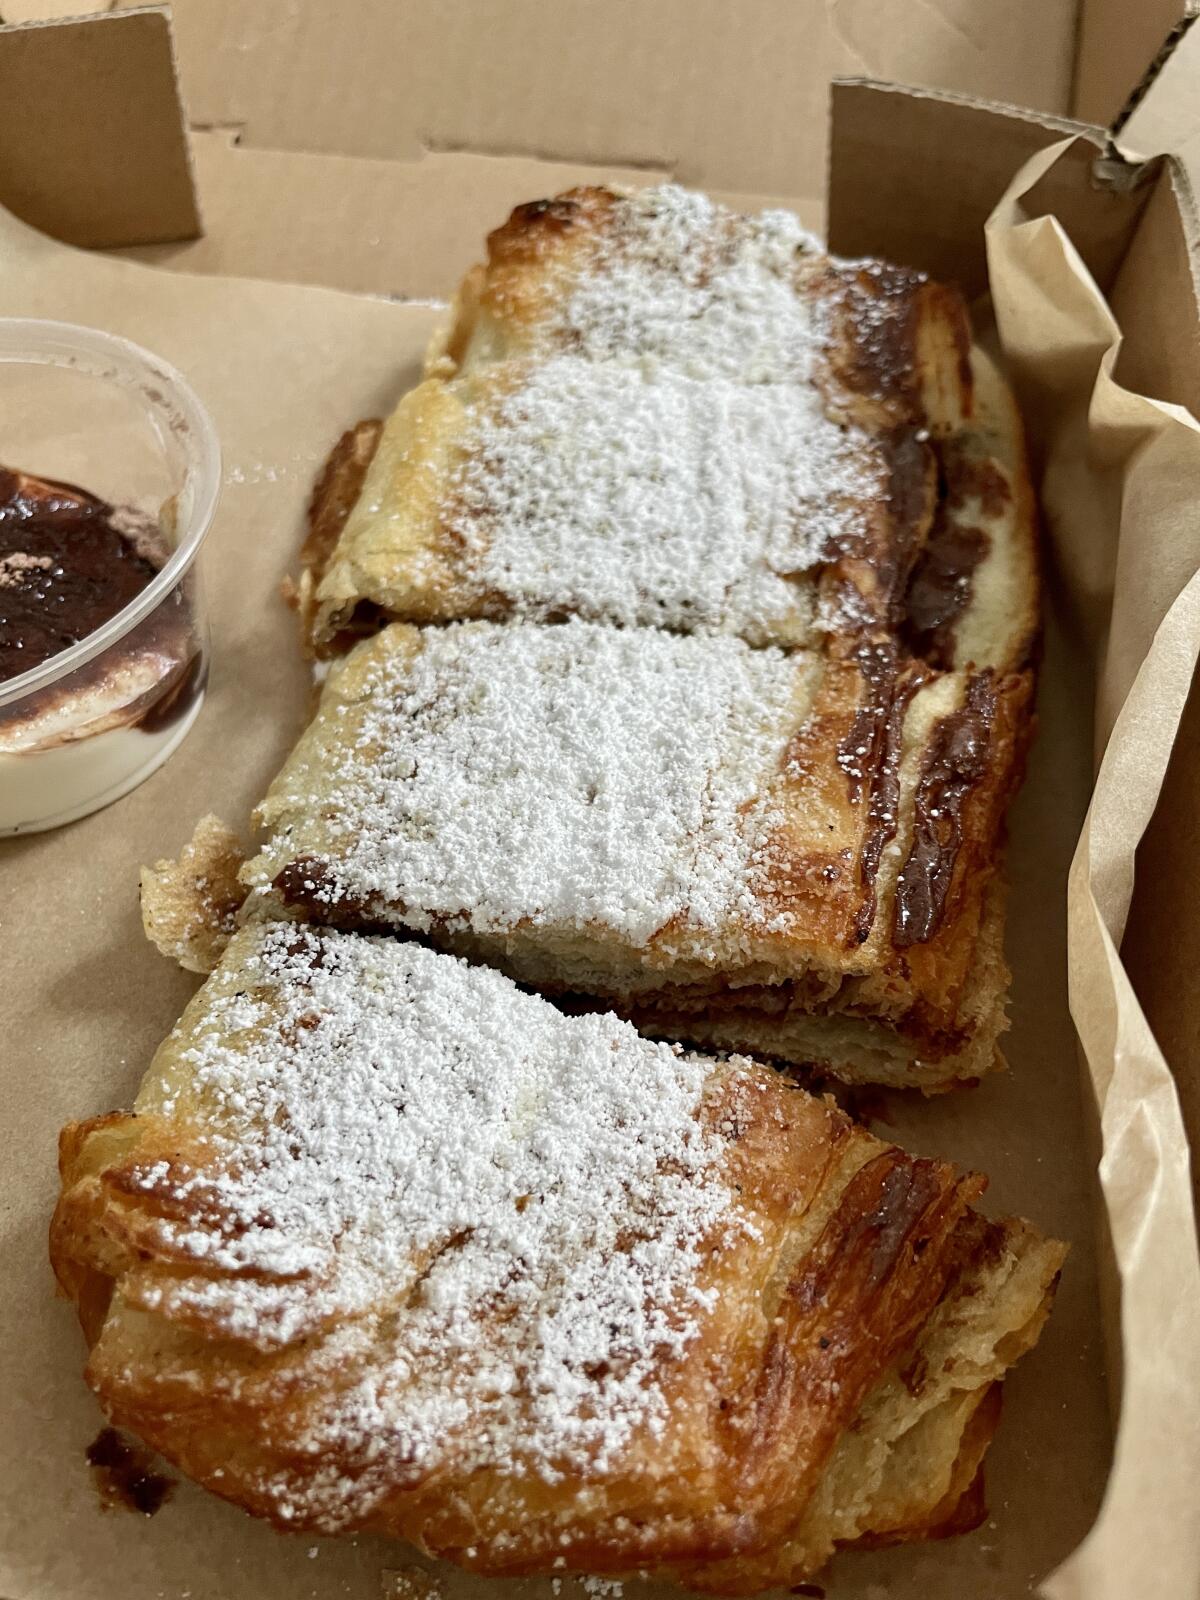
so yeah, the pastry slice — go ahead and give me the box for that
[304,343,1033,668]
[302,353,940,655]
[51,923,1064,1592]
[426,184,973,433]
[244,619,1031,1089]
[298,185,1034,669]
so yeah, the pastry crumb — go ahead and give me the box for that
[140,814,247,973]
[381,1567,444,1600]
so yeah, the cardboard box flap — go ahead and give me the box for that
[0,5,199,248]
[0,0,1173,296]
[1071,0,1191,126]
[1108,159,1200,415]
[0,0,112,17]
[111,0,1078,197]
[1113,14,1200,177]
[118,130,831,304]
[4,0,1195,291]
[826,81,1154,300]
[119,135,682,303]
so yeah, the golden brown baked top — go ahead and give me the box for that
[52,925,1063,1590]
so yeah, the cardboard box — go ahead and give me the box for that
[1072,0,1193,125]
[1,7,1199,1600]
[0,0,1186,288]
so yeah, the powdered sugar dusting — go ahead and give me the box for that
[259,620,801,943]
[451,355,879,640]
[436,186,882,640]
[557,186,824,383]
[130,926,739,1516]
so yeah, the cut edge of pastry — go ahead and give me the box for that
[242,620,1023,1090]
[293,417,384,656]
[677,1215,1066,1591]
[900,343,1040,677]
[139,814,248,974]
[640,870,1012,1093]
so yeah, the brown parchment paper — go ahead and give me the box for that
[0,139,1191,1599]
[986,139,1200,1600]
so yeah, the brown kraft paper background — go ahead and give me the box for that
[986,139,1200,1600]
[0,138,1194,1600]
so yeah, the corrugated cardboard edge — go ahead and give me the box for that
[0,0,1088,276]
[1108,11,1198,145]
[0,4,200,246]
[1071,0,1194,126]
[110,133,822,300]
[111,0,1080,190]
[826,77,1110,297]
[1115,10,1200,191]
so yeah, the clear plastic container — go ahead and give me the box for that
[0,320,220,834]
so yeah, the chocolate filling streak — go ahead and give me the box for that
[622,978,975,1060]
[86,1426,175,1517]
[894,673,997,948]
[902,442,1011,669]
[903,524,989,669]
[270,861,975,1057]
[272,858,393,933]
[818,428,937,636]
[836,638,929,947]
[819,261,972,429]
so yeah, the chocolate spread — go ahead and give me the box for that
[0,466,202,741]
[0,469,158,682]
[825,260,926,414]
[85,1426,175,1516]
[902,443,1010,669]
[819,428,936,634]
[903,520,989,667]
[893,673,996,947]
[837,639,928,945]
[822,259,971,427]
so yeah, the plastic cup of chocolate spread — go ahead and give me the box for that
[0,319,220,834]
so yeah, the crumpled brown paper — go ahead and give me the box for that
[987,138,1200,1600]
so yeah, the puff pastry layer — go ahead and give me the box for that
[298,186,1034,668]
[245,618,1030,1089]
[51,925,1063,1592]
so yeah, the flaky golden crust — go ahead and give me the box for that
[291,417,385,655]
[51,929,1063,1592]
